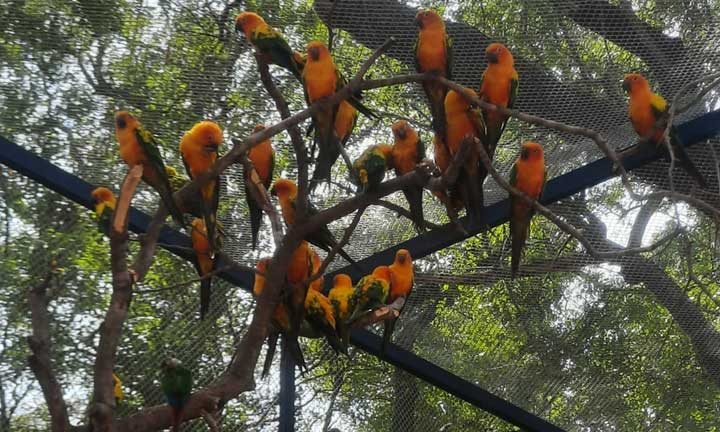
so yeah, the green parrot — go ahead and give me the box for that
[349,266,392,322]
[351,144,394,194]
[161,358,193,432]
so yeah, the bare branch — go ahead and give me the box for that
[237,152,284,246]
[309,206,367,282]
[27,273,71,432]
[374,199,442,230]
[350,297,405,328]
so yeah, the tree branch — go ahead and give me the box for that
[27,272,71,432]
[237,152,284,246]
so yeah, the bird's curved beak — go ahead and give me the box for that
[308,46,320,61]
[415,16,423,29]
[115,116,127,129]
[622,78,631,92]
[486,51,498,64]
[395,127,407,140]
[520,148,529,159]
[398,254,407,264]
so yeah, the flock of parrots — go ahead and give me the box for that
[86,8,706,429]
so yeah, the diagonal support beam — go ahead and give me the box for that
[1,109,717,432]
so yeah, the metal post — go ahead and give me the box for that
[279,336,296,432]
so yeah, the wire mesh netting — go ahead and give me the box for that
[2,0,720,431]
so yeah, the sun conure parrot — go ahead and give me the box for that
[509,142,546,279]
[351,143,394,193]
[302,41,378,189]
[431,133,464,212]
[234,11,304,81]
[391,120,426,232]
[270,178,359,266]
[305,288,347,354]
[328,274,357,347]
[445,88,486,223]
[382,249,414,353]
[623,73,707,187]
[414,9,452,141]
[254,258,306,378]
[165,166,199,218]
[114,111,185,226]
[160,358,192,432]
[479,43,518,156]
[308,246,323,293]
[244,124,276,250]
[284,240,317,372]
[350,266,392,322]
[90,187,116,234]
[190,218,216,319]
[180,121,223,253]
[112,373,123,404]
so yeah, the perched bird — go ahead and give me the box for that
[303,41,377,188]
[351,266,392,321]
[180,121,223,253]
[509,142,546,279]
[245,124,275,249]
[305,288,346,354]
[90,187,116,234]
[445,88,486,222]
[190,218,215,320]
[112,373,124,404]
[351,144,394,193]
[254,258,305,378]
[285,241,316,371]
[309,247,323,293]
[623,73,707,187]
[166,166,200,218]
[271,178,358,266]
[432,133,463,212]
[160,358,193,432]
[479,43,518,156]
[235,11,304,81]
[414,9,452,141]
[383,249,414,353]
[114,111,184,226]
[328,274,357,347]
[391,120,426,232]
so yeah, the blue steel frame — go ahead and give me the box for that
[1,109,718,432]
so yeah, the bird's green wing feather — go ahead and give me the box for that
[508,75,519,110]
[135,126,168,174]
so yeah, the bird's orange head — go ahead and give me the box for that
[391,120,417,142]
[520,141,544,161]
[333,274,353,288]
[91,187,115,205]
[622,73,650,94]
[372,266,392,283]
[445,88,477,111]
[270,178,298,199]
[415,9,444,30]
[114,111,139,130]
[234,12,266,37]
[394,249,412,265]
[485,43,513,66]
[306,41,330,62]
[188,121,223,149]
[191,218,207,234]
[253,124,266,134]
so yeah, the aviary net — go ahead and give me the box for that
[1,0,719,430]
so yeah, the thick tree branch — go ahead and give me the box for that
[27,273,71,432]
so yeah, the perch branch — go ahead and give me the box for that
[350,297,405,328]
[374,199,442,230]
[237,152,284,246]
[27,273,71,432]
[309,205,368,283]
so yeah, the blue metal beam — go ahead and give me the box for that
[2,109,717,432]
[325,109,720,285]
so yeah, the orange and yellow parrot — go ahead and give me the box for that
[351,144,394,193]
[350,266,392,321]
[180,121,223,253]
[445,88,486,222]
[271,178,358,266]
[479,43,518,156]
[391,120,426,232]
[303,41,377,189]
[623,73,706,187]
[235,12,304,81]
[415,9,452,141]
[328,274,357,347]
[382,249,414,352]
[90,187,116,234]
[305,288,346,354]
[245,124,276,249]
[509,142,546,279]
[308,247,323,293]
[190,218,215,319]
[254,257,307,377]
[114,111,185,226]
